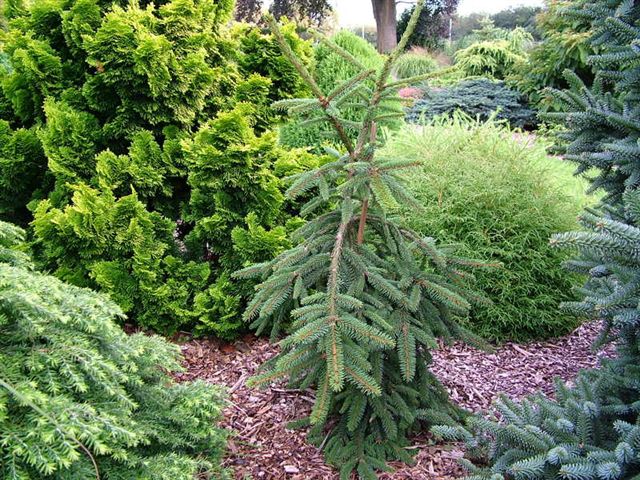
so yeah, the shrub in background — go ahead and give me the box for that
[313,30,383,91]
[391,115,587,342]
[512,0,594,109]
[0,220,228,479]
[455,30,531,80]
[407,78,537,129]
[393,48,439,79]
[454,40,524,79]
[0,0,316,337]
[447,18,531,60]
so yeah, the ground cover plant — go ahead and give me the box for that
[0,0,320,338]
[434,1,640,478]
[407,78,537,129]
[0,220,228,479]
[235,3,496,477]
[389,115,588,342]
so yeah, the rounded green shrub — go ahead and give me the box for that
[386,115,589,342]
[0,220,228,479]
[314,30,384,92]
[393,49,439,79]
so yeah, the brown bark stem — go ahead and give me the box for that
[357,198,369,245]
[357,122,377,245]
[372,0,398,53]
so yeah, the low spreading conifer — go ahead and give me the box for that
[0,220,228,479]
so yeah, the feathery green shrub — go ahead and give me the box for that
[455,40,523,78]
[0,0,317,337]
[512,0,594,109]
[0,220,228,479]
[390,115,587,342]
[393,49,439,79]
[407,78,536,129]
[434,2,640,478]
[454,26,531,80]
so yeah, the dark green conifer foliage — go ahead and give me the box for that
[235,3,492,477]
[0,220,228,479]
[434,2,640,478]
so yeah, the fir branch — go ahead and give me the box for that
[0,377,101,480]
[266,15,356,155]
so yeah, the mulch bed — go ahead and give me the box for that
[175,321,612,479]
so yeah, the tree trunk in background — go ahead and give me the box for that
[372,0,397,53]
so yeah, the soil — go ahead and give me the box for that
[175,321,612,480]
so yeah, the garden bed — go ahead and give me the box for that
[175,321,612,479]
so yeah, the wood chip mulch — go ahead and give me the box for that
[174,321,612,480]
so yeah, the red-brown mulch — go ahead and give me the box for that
[175,321,612,480]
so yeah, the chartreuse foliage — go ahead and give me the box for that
[0,220,228,479]
[390,115,587,342]
[0,0,316,337]
[236,3,492,478]
[232,20,313,129]
[434,1,640,478]
[454,25,532,80]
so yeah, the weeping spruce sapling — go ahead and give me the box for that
[234,2,493,477]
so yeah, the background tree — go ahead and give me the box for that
[492,5,542,35]
[269,0,333,26]
[372,0,398,52]
[451,12,483,40]
[397,0,459,50]
[235,0,263,23]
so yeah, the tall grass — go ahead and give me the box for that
[385,114,592,342]
[393,48,439,79]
